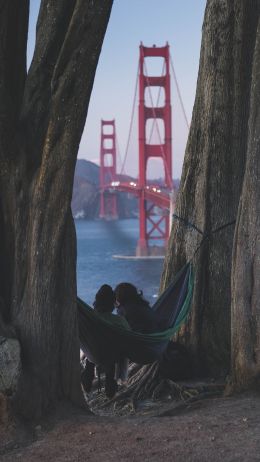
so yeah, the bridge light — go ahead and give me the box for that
[111,181,120,186]
[152,187,157,192]
[157,189,161,193]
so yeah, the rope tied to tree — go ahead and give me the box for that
[172,213,236,237]
[172,213,204,235]
[172,213,236,258]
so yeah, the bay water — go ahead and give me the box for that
[76,219,164,306]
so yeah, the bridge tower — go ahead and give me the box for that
[99,119,118,220]
[137,43,172,256]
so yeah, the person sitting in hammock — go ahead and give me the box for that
[115,282,158,334]
[113,282,159,385]
[93,284,130,330]
[81,284,130,398]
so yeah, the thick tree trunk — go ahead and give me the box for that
[161,0,259,376]
[0,0,113,419]
[231,12,260,390]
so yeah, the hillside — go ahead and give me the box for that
[72,159,138,219]
[72,160,100,219]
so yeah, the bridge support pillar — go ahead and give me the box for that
[99,119,118,220]
[137,43,172,255]
[136,239,148,257]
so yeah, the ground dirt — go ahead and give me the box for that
[0,391,260,461]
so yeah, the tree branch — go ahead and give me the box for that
[29,0,113,208]
[20,0,77,163]
[16,0,113,275]
[21,0,113,172]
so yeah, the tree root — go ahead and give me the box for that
[87,361,226,416]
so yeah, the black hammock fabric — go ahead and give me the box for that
[77,262,194,366]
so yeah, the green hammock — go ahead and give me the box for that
[78,262,194,366]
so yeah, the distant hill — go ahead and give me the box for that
[72,159,138,219]
[74,159,99,185]
[72,158,180,219]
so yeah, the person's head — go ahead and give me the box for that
[93,284,115,313]
[114,282,147,306]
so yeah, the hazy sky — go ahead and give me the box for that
[28,0,206,179]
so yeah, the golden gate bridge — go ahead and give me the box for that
[98,43,189,257]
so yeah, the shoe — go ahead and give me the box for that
[81,361,95,393]
[117,379,127,387]
[105,377,118,399]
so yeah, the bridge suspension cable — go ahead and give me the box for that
[119,62,139,175]
[143,52,191,190]
[170,54,190,131]
[115,132,123,174]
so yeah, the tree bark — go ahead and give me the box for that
[161,0,259,376]
[0,0,113,419]
[231,10,260,390]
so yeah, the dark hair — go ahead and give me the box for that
[114,282,149,306]
[93,284,115,313]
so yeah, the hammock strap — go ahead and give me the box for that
[172,213,204,235]
[172,213,236,238]
[172,214,236,258]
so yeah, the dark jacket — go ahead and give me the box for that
[117,301,158,334]
[97,311,130,330]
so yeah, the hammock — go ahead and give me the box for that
[78,262,194,366]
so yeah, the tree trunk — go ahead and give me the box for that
[231,11,260,390]
[161,0,259,376]
[0,0,113,419]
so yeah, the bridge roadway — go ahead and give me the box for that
[105,180,171,209]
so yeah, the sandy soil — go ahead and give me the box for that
[1,393,260,462]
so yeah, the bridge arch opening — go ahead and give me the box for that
[103,138,113,149]
[144,56,166,77]
[145,118,165,145]
[102,124,113,135]
[146,157,165,181]
[103,153,114,167]
[145,86,165,108]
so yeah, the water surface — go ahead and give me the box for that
[76,219,164,305]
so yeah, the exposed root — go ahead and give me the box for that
[127,362,142,379]
[84,360,226,416]
[151,379,168,400]
[128,364,151,386]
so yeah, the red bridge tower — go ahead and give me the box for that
[137,43,172,256]
[99,119,118,220]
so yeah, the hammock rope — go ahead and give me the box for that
[172,213,236,258]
